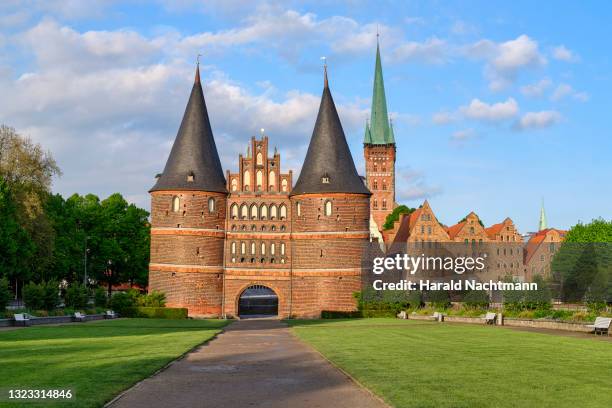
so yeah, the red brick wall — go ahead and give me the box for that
[149,191,227,317]
[364,144,396,230]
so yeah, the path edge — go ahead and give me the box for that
[103,320,233,407]
[287,322,393,408]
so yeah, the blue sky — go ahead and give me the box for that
[0,1,610,233]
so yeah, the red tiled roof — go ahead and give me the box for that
[484,222,504,239]
[446,221,466,239]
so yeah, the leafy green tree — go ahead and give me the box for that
[94,287,108,308]
[42,281,60,310]
[0,277,10,310]
[523,275,552,310]
[64,283,89,309]
[383,205,415,230]
[0,179,34,292]
[22,282,44,310]
[552,219,612,303]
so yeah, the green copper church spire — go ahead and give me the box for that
[364,39,394,145]
[539,200,548,231]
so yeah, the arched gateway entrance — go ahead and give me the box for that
[238,285,279,317]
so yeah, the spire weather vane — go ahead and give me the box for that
[196,53,202,66]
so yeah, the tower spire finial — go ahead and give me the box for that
[195,53,202,84]
[321,56,328,88]
[538,198,548,231]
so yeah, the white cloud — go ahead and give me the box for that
[432,111,457,125]
[514,110,562,131]
[465,35,546,90]
[552,45,578,62]
[396,168,441,201]
[460,97,519,122]
[391,37,448,64]
[520,78,552,97]
[451,128,476,141]
[0,18,371,210]
[550,83,589,102]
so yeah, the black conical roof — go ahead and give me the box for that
[291,70,371,196]
[150,66,227,193]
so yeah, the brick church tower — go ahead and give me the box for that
[289,66,371,318]
[148,64,228,316]
[364,40,396,232]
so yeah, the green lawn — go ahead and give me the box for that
[0,318,228,407]
[289,318,612,408]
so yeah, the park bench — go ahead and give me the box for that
[73,312,86,322]
[484,312,497,325]
[104,310,116,319]
[432,312,444,322]
[13,313,31,327]
[585,317,612,335]
[396,311,407,319]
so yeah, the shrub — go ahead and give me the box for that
[94,287,108,308]
[64,283,89,309]
[463,290,490,309]
[0,277,10,310]
[425,290,451,309]
[109,291,136,316]
[138,290,166,307]
[42,281,59,310]
[23,282,44,310]
[321,310,362,319]
[135,307,188,319]
[407,290,423,309]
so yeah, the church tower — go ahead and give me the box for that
[364,39,396,232]
[290,66,371,317]
[148,64,227,317]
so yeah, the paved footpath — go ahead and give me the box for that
[108,319,389,408]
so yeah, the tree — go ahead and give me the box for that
[552,219,612,303]
[0,125,61,283]
[383,205,415,230]
[0,277,10,310]
[0,178,34,294]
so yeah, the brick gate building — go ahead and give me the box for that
[148,62,372,318]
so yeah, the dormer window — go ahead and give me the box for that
[187,172,195,182]
[321,173,330,184]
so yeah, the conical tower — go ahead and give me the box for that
[539,200,548,231]
[290,65,371,318]
[364,39,396,232]
[148,64,227,317]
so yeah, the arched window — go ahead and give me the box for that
[373,179,378,190]
[271,243,276,255]
[279,204,287,220]
[296,202,301,217]
[250,204,258,220]
[382,165,387,172]
[260,204,268,220]
[261,243,266,255]
[324,200,332,216]
[382,181,387,190]
[256,152,263,165]
[373,163,378,172]
[172,196,180,212]
[281,243,285,255]
[231,242,236,254]
[269,170,276,191]
[230,203,238,219]
[270,204,277,219]
[231,178,238,191]
[241,242,246,254]
[373,199,378,210]
[251,242,256,255]
[208,197,215,213]
[281,179,288,192]
[256,170,263,190]
[382,199,387,210]
[243,170,250,190]
[240,204,248,219]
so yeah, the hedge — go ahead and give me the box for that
[128,307,188,319]
[321,310,362,319]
